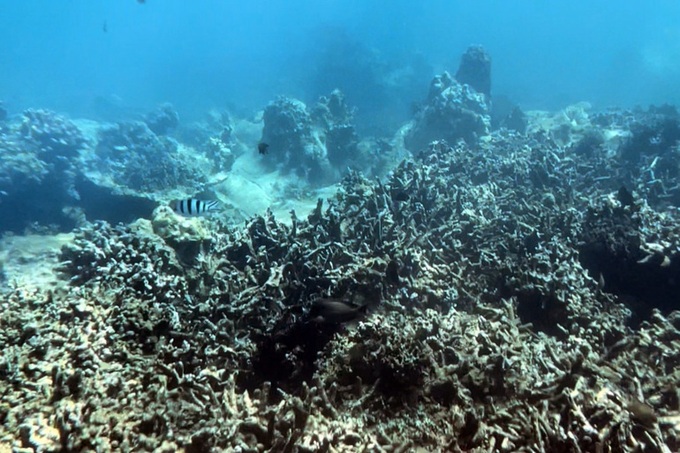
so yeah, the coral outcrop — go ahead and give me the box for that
[203,121,236,172]
[19,109,86,164]
[311,90,359,168]
[0,109,87,233]
[178,109,249,174]
[0,108,216,233]
[455,44,492,97]
[92,120,208,193]
[405,71,491,150]
[261,91,360,185]
[491,95,528,133]
[405,46,495,151]
[261,96,320,175]
[144,103,180,136]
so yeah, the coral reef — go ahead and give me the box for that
[618,105,678,153]
[0,108,215,233]
[404,71,491,150]
[589,105,680,209]
[3,102,680,450]
[2,35,680,449]
[579,198,680,328]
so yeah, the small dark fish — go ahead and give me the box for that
[258,142,269,155]
[617,186,635,208]
[311,299,368,324]
[137,0,146,3]
[392,190,410,202]
[386,259,400,284]
[627,399,657,428]
[597,272,605,291]
[173,198,220,217]
[102,21,108,33]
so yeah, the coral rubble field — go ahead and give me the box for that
[2,78,680,451]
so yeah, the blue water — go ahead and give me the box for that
[2,1,679,127]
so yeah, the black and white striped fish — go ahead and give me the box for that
[173,198,220,216]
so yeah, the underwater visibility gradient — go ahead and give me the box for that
[1,1,680,451]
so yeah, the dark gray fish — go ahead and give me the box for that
[174,198,220,217]
[617,186,635,208]
[311,299,368,324]
[391,190,410,202]
[627,399,657,428]
[258,142,269,155]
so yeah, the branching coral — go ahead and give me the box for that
[3,106,680,451]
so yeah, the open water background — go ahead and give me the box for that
[1,1,679,128]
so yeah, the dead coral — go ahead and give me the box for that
[579,195,680,327]
[3,110,680,451]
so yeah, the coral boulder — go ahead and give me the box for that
[405,71,491,150]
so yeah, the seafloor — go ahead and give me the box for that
[2,82,680,451]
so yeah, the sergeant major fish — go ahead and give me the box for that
[173,198,220,217]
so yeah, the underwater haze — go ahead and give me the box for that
[6,1,680,451]
[2,1,680,128]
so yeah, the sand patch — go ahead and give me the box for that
[0,233,73,292]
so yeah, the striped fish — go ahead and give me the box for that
[174,198,220,216]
